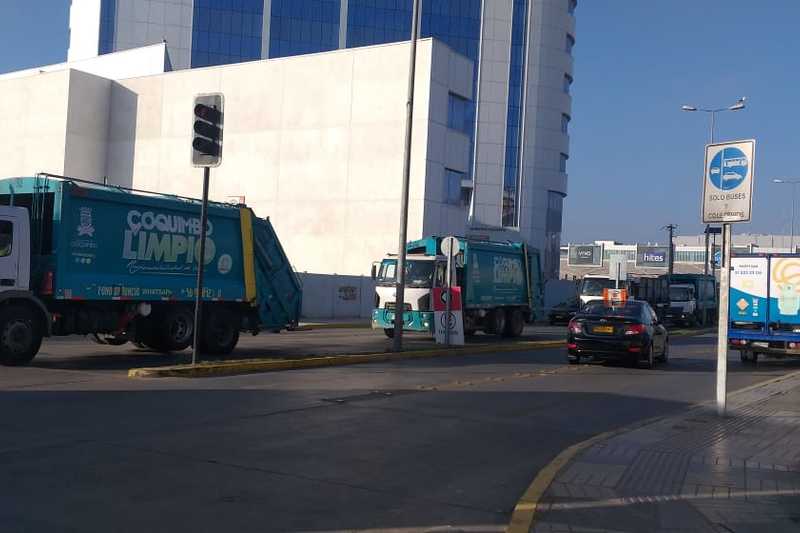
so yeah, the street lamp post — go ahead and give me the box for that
[772,179,800,252]
[681,97,746,144]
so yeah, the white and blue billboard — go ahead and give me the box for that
[635,246,669,268]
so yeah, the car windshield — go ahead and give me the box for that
[580,301,643,318]
[376,259,435,288]
[670,287,693,301]
[581,278,619,296]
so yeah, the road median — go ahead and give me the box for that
[128,327,713,379]
[128,338,565,378]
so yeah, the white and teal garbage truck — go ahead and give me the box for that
[371,236,544,337]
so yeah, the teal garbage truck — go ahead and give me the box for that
[0,175,302,366]
[371,236,543,337]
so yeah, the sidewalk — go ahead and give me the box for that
[532,372,800,533]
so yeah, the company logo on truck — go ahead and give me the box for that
[122,210,216,275]
[493,257,523,286]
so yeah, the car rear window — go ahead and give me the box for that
[580,302,643,317]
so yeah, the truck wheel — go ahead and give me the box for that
[0,305,43,366]
[383,328,394,338]
[487,309,506,336]
[200,308,240,355]
[504,309,525,337]
[158,307,194,352]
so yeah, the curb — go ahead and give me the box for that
[294,322,371,331]
[507,366,800,533]
[128,339,566,379]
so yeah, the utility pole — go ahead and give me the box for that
[391,0,421,352]
[704,225,710,276]
[663,224,678,276]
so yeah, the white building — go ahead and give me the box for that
[0,1,576,317]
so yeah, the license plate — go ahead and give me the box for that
[753,342,769,348]
[593,326,614,334]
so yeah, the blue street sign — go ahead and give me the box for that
[709,147,748,191]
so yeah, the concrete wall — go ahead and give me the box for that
[0,40,477,318]
[0,71,71,177]
[1,43,169,82]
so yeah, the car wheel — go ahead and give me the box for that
[0,306,43,367]
[383,328,394,339]
[568,356,580,365]
[640,342,655,369]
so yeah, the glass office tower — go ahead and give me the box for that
[82,0,574,277]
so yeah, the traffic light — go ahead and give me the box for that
[192,94,224,167]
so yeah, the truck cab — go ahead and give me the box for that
[667,283,697,326]
[371,254,446,336]
[579,275,628,307]
[0,206,31,292]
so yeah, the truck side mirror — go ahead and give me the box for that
[371,263,378,280]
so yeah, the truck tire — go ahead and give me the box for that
[0,305,43,366]
[504,309,525,338]
[157,307,195,352]
[486,309,506,336]
[200,308,240,355]
[383,328,394,338]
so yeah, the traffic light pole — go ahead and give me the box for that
[192,166,210,366]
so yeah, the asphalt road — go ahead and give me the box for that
[2,333,798,532]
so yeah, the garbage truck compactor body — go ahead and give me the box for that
[0,176,302,366]
[371,236,543,337]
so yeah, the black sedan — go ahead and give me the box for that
[567,300,668,368]
[548,297,580,325]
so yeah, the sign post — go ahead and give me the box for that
[609,254,627,289]
[441,236,461,346]
[702,139,755,416]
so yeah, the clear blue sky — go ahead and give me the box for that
[1,1,798,244]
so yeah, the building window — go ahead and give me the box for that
[566,34,575,54]
[346,0,483,207]
[269,0,341,58]
[569,0,578,15]
[444,169,466,206]
[559,153,569,173]
[98,0,116,54]
[191,0,265,68]
[563,73,573,94]
[561,113,570,134]
[502,0,529,228]
[545,191,564,279]
[447,93,472,136]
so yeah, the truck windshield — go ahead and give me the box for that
[670,287,693,301]
[377,260,435,288]
[581,278,619,296]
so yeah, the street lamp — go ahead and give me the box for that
[680,97,746,143]
[773,178,800,252]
